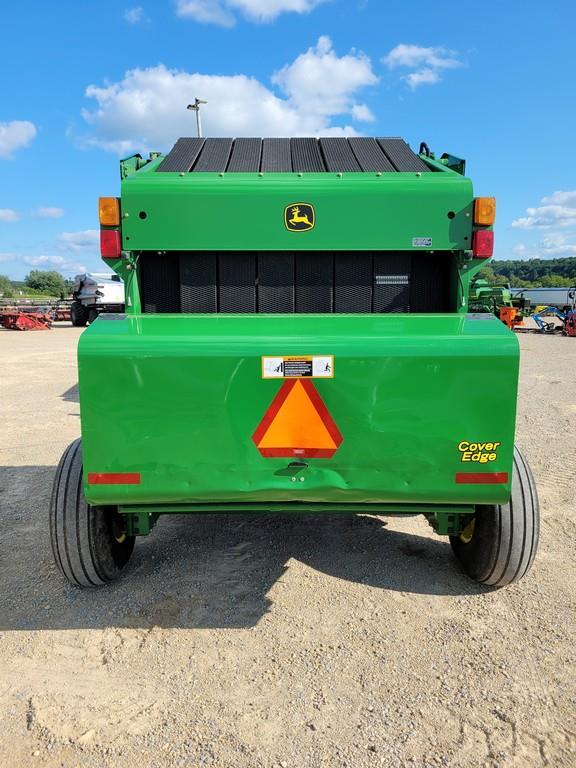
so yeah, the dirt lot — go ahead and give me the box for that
[0,325,574,768]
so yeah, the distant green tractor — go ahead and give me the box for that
[469,278,528,329]
[50,137,539,588]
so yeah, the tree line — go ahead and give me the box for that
[0,271,75,299]
[480,257,576,288]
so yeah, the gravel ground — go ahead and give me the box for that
[0,324,575,768]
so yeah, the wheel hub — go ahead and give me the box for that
[459,517,476,544]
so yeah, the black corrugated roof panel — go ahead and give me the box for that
[157,137,205,172]
[291,138,325,172]
[348,137,396,172]
[377,138,431,172]
[227,138,262,172]
[193,138,233,172]
[155,137,430,173]
[319,138,361,172]
[261,138,292,172]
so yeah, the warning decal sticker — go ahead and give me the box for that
[262,355,333,379]
[252,379,343,459]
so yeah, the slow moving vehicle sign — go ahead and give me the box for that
[252,379,343,459]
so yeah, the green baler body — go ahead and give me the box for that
[80,139,518,523]
[120,163,473,252]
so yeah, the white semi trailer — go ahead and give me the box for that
[511,287,575,312]
[71,272,125,326]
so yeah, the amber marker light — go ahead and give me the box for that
[98,197,120,227]
[474,197,496,226]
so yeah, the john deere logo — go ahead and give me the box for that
[285,203,315,232]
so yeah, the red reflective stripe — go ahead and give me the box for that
[258,447,338,459]
[455,472,508,484]
[88,472,141,485]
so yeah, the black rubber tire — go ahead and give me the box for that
[49,439,135,587]
[87,308,98,325]
[450,446,539,587]
[70,301,89,327]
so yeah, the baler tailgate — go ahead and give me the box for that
[79,313,518,508]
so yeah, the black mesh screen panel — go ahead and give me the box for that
[140,252,180,313]
[139,252,452,314]
[218,253,256,313]
[334,253,373,312]
[258,253,295,312]
[411,253,451,312]
[373,254,412,313]
[179,252,217,312]
[295,252,333,313]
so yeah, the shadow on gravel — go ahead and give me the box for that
[0,465,488,632]
[61,383,79,403]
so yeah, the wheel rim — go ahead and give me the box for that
[111,513,127,544]
[459,518,476,544]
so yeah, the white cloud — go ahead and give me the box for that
[23,255,66,267]
[512,233,576,260]
[57,230,99,252]
[512,207,576,229]
[230,0,327,21]
[80,38,377,153]
[512,190,576,229]
[542,190,576,206]
[383,44,461,70]
[21,254,87,274]
[175,0,235,25]
[539,233,576,257]
[351,103,375,122]
[272,36,378,115]
[1,230,98,278]
[175,0,327,26]
[0,209,20,222]
[124,6,149,24]
[405,69,440,88]
[383,44,463,89]
[0,121,37,159]
[34,207,65,218]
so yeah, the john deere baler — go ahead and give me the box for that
[50,137,539,588]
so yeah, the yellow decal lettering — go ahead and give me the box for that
[458,440,501,463]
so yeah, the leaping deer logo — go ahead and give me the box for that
[289,206,312,227]
[285,203,315,231]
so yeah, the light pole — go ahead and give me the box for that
[187,98,208,138]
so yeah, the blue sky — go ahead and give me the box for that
[1,0,575,279]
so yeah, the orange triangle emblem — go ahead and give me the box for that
[252,379,343,459]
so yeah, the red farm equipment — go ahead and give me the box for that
[0,308,53,330]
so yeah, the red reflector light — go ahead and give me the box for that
[472,229,494,258]
[455,472,508,484]
[88,472,141,485]
[100,229,121,259]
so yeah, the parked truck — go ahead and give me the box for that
[50,137,539,589]
[70,272,124,326]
